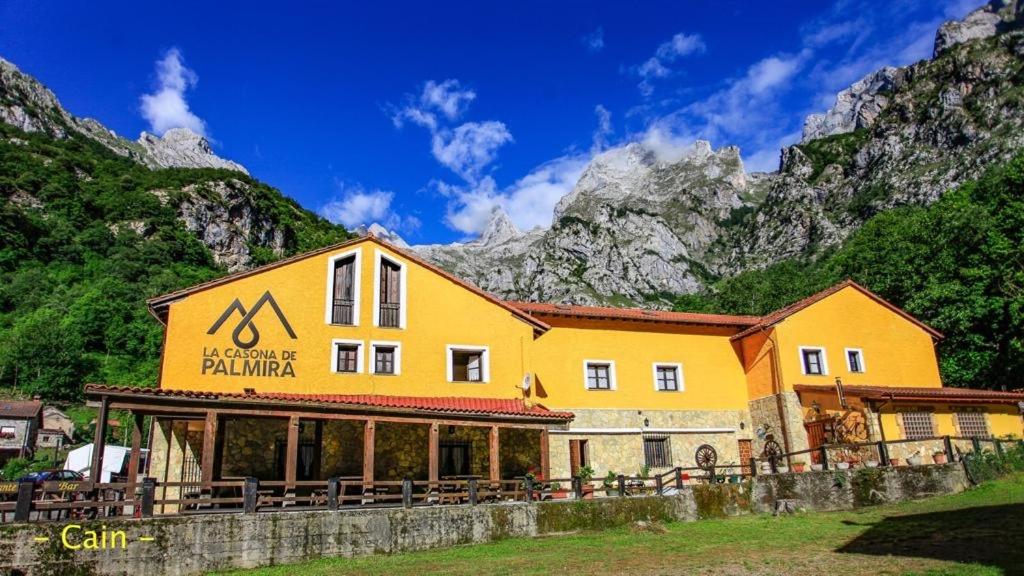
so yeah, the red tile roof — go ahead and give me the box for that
[793,384,1024,404]
[146,235,550,333]
[507,301,760,328]
[0,400,43,419]
[730,279,943,341]
[85,385,573,421]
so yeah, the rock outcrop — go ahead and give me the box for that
[801,67,904,143]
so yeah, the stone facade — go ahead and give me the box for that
[0,464,972,576]
[748,392,810,457]
[547,409,751,479]
[0,417,36,459]
[220,417,288,479]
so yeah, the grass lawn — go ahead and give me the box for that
[217,473,1024,576]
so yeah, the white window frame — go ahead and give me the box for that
[583,359,617,391]
[370,340,402,376]
[446,344,490,383]
[330,339,364,374]
[372,249,408,329]
[323,248,361,326]
[844,348,866,373]
[651,362,684,392]
[798,346,828,376]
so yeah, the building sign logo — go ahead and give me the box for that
[207,291,297,348]
[202,291,298,378]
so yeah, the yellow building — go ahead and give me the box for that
[84,237,1024,504]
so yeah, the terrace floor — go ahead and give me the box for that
[216,472,1024,576]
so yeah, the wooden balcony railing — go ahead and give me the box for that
[331,299,355,325]
[379,303,400,327]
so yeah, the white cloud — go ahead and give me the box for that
[441,153,590,235]
[139,48,207,136]
[430,121,514,181]
[592,105,613,153]
[632,31,705,95]
[391,79,476,130]
[581,27,605,53]
[318,187,420,233]
[655,33,707,61]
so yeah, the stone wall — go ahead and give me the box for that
[0,463,971,576]
[220,417,288,479]
[548,408,751,479]
[748,392,810,456]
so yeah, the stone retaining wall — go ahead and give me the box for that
[0,463,970,576]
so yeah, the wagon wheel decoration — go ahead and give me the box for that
[695,444,718,472]
[762,439,784,468]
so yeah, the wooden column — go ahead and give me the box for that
[127,413,144,491]
[201,410,219,486]
[362,420,376,487]
[312,420,324,480]
[428,423,439,485]
[90,396,109,485]
[284,415,300,489]
[489,425,500,483]
[539,428,550,480]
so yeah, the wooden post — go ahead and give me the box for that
[14,478,34,522]
[539,428,550,480]
[402,479,413,508]
[818,446,829,471]
[243,477,259,513]
[90,396,109,485]
[363,420,376,489]
[140,478,156,518]
[468,478,479,505]
[878,440,890,467]
[201,410,219,487]
[655,475,663,495]
[675,467,683,490]
[284,415,299,489]
[428,422,439,488]
[489,426,500,485]
[943,435,954,463]
[312,420,324,480]
[572,476,582,500]
[327,477,340,510]
[127,413,144,494]
[749,458,758,477]
[617,474,626,497]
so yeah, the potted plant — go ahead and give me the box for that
[835,460,851,470]
[602,471,619,496]
[810,463,824,471]
[932,450,948,464]
[549,481,570,499]
[791,460,806,473]
[889,457,902,467]
[865,460,879,468]
[577,465,595,499]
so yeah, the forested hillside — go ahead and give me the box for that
[675,154,1024,391]
[0,123,349,400]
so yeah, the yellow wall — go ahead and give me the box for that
[160,239,535,398]
[881,405,1023,440]
[739,331,776,400]
[772,286,942,390]
[528,319,750,411]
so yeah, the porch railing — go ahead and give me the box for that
[379,303,400,327]
[3,435,1018,523]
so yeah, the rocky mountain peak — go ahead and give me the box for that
[357,223,409,248]
[934,0,1018,56]
[477,207,521,246]
[0,56,247,174]
[137,128,248,174]
[801,67,904,143]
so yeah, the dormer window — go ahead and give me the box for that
[373,250,407,329]
[325,249,360,326]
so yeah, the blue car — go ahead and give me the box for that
[17,470,84,487]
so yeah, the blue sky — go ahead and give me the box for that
[0,0,980,244]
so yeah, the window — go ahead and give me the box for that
[331,339,363,374]
[653,363,683,391]
[324,249,360,326]
[901,412,935,439]
[374,252,405,328]
[336,345,359,373]
[371,342,401,375]
[330,255,356,325]
[584,361,615,390]
[447,345,489,383]
[643,436,672,467]
[846,348,865,373]
[569,439,589,475]
[0,426,15,440]
[800,347,827,375]
[955,411,990,438]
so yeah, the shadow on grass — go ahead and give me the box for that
[837,504,1024,575]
